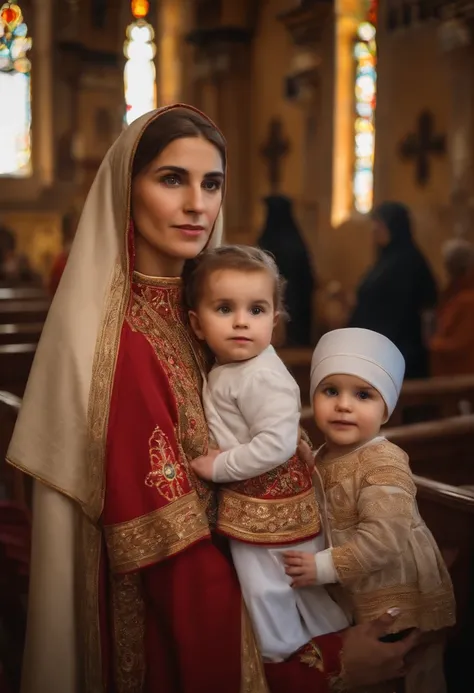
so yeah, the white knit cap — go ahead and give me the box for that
[310,328,405,417]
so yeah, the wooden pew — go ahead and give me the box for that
[0,344,36,396]
[0,286,50,326]
[413,477,474,692]
[0,391,30,690]
[385,415,474,486]
[390,374,474,425]
[0,391,25,506]
[0,322,43,346]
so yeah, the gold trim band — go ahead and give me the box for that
[104,492,210,573]
[217,488,321,545]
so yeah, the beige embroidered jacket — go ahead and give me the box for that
[315,438,455,633]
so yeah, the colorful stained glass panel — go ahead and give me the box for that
[0,2,32,177]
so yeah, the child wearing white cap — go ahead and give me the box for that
[283,327,455,693]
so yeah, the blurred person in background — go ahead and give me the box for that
[258,195,316,346]
[430,238,474,376]
[48,212,77,296]
[0,225,40,286]
[349,201,437,379]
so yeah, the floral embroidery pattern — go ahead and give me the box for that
[145,425,187,501]
[299,641,324,671]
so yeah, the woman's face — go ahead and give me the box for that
[372,219,390,248]
[132,136,224,276]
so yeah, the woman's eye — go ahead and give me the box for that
[203,179,221,192]
[161,174,180,187]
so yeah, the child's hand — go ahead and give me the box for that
[283,550,317,588]
[190,448,220,481]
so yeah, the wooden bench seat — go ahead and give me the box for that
[0,344,36,396]
[0,323,43,346]
[413,476,474,691]
[0,392,24,506]
[385,415,474,486]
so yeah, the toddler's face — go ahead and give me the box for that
[312,373,386,453]
[189,268,277,364]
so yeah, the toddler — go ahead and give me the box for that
[187,245,349,662]
[283,328,455,692]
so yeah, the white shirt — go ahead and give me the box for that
[204,346,301,484]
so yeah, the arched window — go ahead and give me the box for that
[353,2,377,214]
[331,0,378,225]
[0,1,32,176]
[123,0,156,125]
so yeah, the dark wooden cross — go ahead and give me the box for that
[399,111,446,186]
[260,118,290,193]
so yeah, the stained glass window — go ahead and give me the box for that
[124,0,157,126]
[0,1,32,177]
[353,1,377,214]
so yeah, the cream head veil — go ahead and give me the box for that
[7,105,225,523]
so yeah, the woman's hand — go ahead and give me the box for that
[190,448,220,481]
[342,610,419,687]
[282,550,317,587]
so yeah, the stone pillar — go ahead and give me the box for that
[278,0,333,234]
[157,0,185,105]
[33,0,54,186]
[186,27,253,236]
[439,17,474,238]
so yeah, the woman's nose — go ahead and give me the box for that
[184,185,205,214]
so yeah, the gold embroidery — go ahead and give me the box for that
[217,488,320,544]
[332,543,366,583]
[79,512,104,693]
[329,664,349,692]
[352,582,456,633]
[145,425,187,501]
[320,441,410,492]
[362,467,416,496]
[104,491,210,572]
[240,602,269,692]
[87,262,129,522]
[110,572,145,693]
[299,641,324,671]
[227,453,313,499]
[128,281,216,524]
[359,494,413,522]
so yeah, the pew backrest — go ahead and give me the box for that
[0,391,24,506]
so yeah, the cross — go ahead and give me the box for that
[399,111,446,186]
[260,118,290,193]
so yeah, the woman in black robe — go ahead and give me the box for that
[258,195,316,346]
[349,202,437,378]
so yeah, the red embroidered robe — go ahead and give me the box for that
[99,273,343,693]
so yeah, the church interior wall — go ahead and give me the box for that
[248,0,306,242]
[374,21,452,284]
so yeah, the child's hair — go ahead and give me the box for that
[185,244,287,315]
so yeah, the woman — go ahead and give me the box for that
[430,238,474,376]
[7,106,416,693]
[257,195,315,346]
[349,202,437,378]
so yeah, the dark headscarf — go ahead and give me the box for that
[258,195,315,346]
[349,201,437,378]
